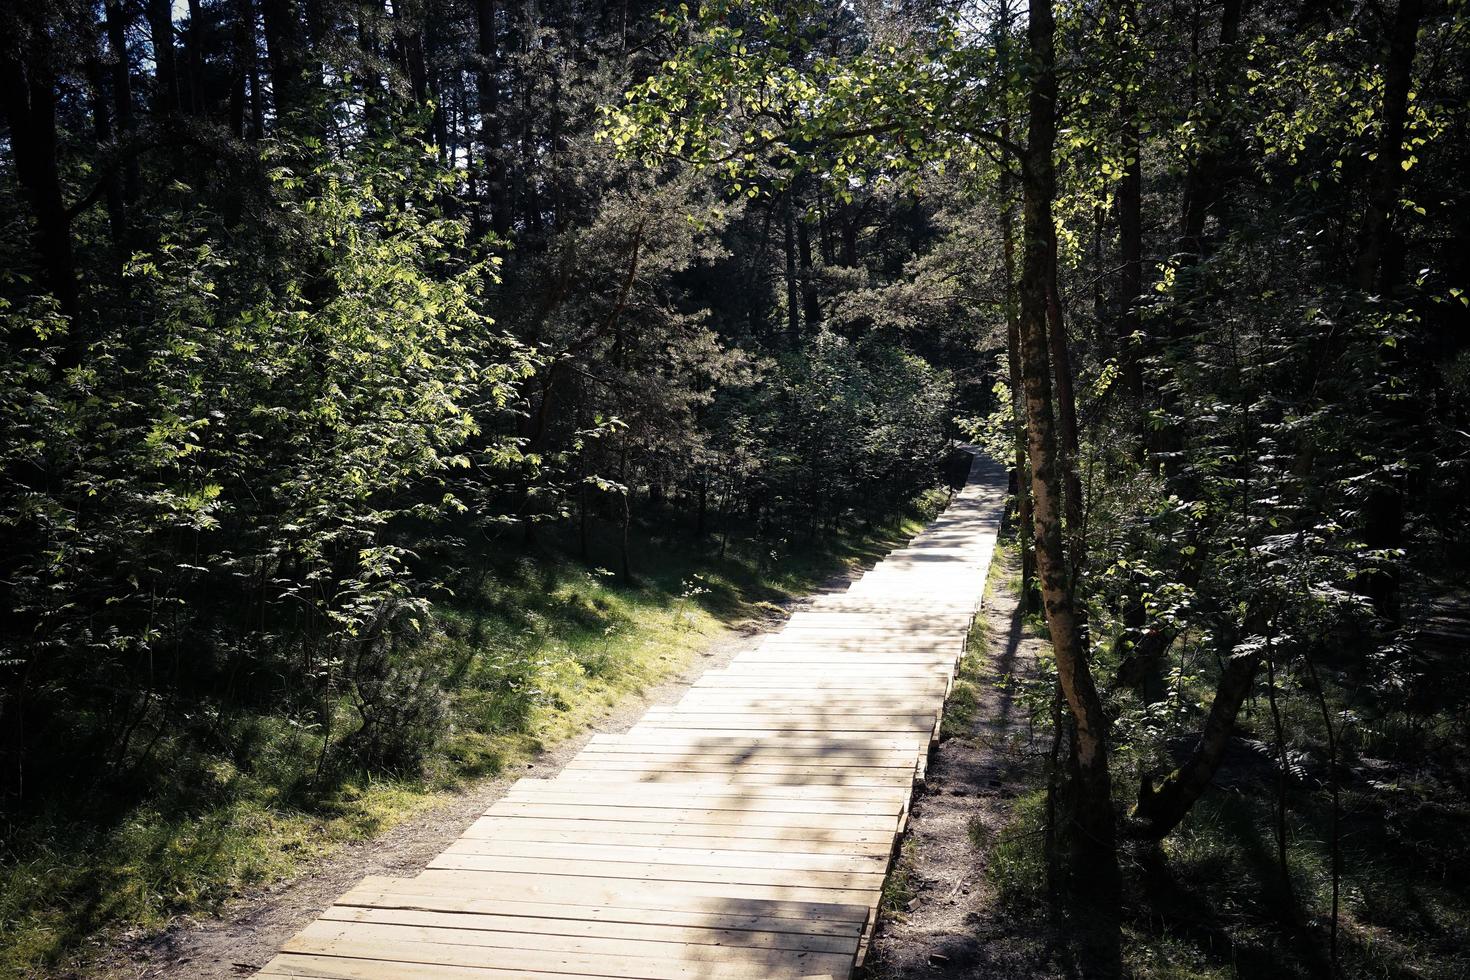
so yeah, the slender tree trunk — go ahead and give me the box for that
[1045,226,1085,575]
[84,32,126,246]
[1265,647,1296,909]
[618,446,633,582]
[1177,0,1245,260]
[783,192,800,343]
[840,204,858,266]
[105,0,140,204]
[1304,651,1342,975]
[1116,0,1144,396]
[1131,644,1261,838]
[186,0,205,114]
[1354,0,1422,622]
[229,0,252,138]
[797,205,821,330]
[1355,0,1421,294]
[1019,1,1119,960]
[1001,168,1035,611]
[475,0,511,239]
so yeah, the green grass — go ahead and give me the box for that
[881,837,920,919]
[0,498,941,977]
[941,610,990,738]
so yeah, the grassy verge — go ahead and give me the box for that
[0,493,945,977]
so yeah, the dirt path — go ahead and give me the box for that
[866,548,1062,979]
[84,569,868,980]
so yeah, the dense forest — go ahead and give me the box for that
[2,0,1468,976]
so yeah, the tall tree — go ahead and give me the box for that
[475,0,511,238]
[0,2,77,317]
[1017,0,1119,945]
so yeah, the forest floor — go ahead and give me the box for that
[866,542,1068,980]
[75,545,889,979]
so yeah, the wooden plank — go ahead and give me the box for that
[498,788,904,816]
[568,747,921,765]
[456,821,898,853]
[484,801,899,831]
[441,839,887,874]
[517,778,908,802]
[425,853,885,891]
[338,878,870,934]
[554,774,914,791]
[270,939,853,980]
[414,869,881,913]
[559,761,915,780]
[621,726,932,745]
[634,715,937,732]
[586,732,928,750]
[318,905,859,953]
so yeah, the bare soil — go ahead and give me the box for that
[82,570,865,980]
[865,550,1064,980]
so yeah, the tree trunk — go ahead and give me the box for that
[1115,0,1144,397]
[1000,154,1035,611]
[840,204,858,266]
[1019,0,1119,954]
[797,204,821,330]
[0,16,79,319]
[1355,0,1421,295]
[1131,642,1260,839]
[186,0,205,114]
[1353,0,1422,621]
[475,0,511,239]
[260,0,309,124]
[147,0,181,116]
[783,192,800,342]
[229,0,252,138]
[84,29,126,246]
[1045,226,1085,575]
[105,0,140,204]
[1176,0,1245,260]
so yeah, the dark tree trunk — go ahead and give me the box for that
[1131,647,1260,839]
[186,0,205,114]
[84,33,126,246]
[797,203,821,330]
[1115,0,1144,396]
[1019,0,1119,963]
[1006,236,1036,612]
[229,0,252,138]
[147,0,181,115]
[358,7,385,138]
[840,204,858,266]
[1176,0,1245,260]
[260,0,313,126]
[1354,0,1422,620]
[783,192,800,342]
[0,16,79,318]
[1356,0,1421,295]
[475,0,511,239]
[104,0,140,204]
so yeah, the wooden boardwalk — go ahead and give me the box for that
[257,454,1006,980]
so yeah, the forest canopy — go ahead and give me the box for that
[2,0,1470,976]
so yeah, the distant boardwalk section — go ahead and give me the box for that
[257,453,1006,980]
